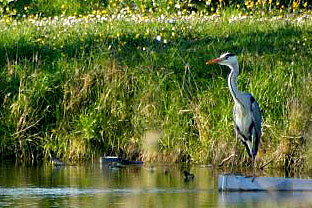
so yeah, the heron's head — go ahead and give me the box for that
[205,53,237,67]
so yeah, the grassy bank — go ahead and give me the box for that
[1,10,312,171]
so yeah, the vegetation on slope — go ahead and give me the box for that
[0,1,312,173]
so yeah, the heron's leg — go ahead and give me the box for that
[251,155,256,182]
[235,133,240,164]
[252,158,255,181]
[251,131,257,180]
[231,133,239,172]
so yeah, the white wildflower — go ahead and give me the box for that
[168,19,174,24]
[156,35,161,42]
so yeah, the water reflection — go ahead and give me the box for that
[1,161,312,207]
[219,191,312,207]
[0,162,217,207]
[0,187,206,196]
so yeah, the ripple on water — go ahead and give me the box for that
[0,187,211,197]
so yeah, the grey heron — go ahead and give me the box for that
[206,53,261,168]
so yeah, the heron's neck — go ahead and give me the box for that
[227,63,244,107]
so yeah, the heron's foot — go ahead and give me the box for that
[243,175,256,182]
[244,172,258,182]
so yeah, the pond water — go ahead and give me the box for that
[1,161,312,208]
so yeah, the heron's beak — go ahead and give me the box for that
[205,58,221,65]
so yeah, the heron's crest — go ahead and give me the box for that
[220,52,236,59]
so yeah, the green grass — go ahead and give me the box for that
[0,12,312,172]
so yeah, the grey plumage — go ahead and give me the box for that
[233,93,261,157]
[206,53,261,159]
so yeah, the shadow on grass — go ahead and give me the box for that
[0,23,308,116]
[0,23,308,120]
[0,22,307,76]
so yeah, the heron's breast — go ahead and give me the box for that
[234,106,253,135]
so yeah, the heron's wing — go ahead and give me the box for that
[251,99,261,137]
[251,98,261,156]
[232,105,240,135]
[233,103,253,157]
